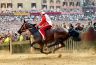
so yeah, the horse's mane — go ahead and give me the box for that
[27,23,41,39]
[27,23,36,28]
[27,23,37,33]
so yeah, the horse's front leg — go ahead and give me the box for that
[30,41,36,47]
[30,40,43,50]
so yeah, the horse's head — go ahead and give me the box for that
[18,21,37,35]
[18,21,28,34]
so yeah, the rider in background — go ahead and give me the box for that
[35,11,53,41]
[68,23,74,31]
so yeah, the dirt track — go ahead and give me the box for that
[0,53,96,65]
[0,56,96,65]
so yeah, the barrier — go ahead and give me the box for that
[0,40,31,54]
[0,37,96,54]
[13,12,30,16]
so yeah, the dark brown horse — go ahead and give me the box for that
[18,21,80,54]
[82,27,96,41]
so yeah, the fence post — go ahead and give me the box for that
[9,39,12,54]
[30,35,35,53]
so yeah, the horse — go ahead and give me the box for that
[18,21,81,54]
[82,26,96,41]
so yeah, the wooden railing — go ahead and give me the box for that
[0,37,96,54]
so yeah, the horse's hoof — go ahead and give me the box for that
[40,48,52,54]
[61,44,65,47]
[58,54,62,58]
[30,44,33,47]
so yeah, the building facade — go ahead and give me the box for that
[0,0,95,13]
[41,0,83,13]
[0,0,42,12]
[61,0,82,14]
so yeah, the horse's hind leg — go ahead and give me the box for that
[52,39,65,53]
[48,39,65,48]
[55,39,65,47]
[59,40,65,47]
[30,42,35,47]
[47,40,60,48]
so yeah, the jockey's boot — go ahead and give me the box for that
[42,37,46,43]
[42,39,45,43]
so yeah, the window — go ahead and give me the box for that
[56,6,60,9]
[92,2,95,6]
[43,0,47,3]
[63,9,67,12]
[50,0,54,3]
[42,5,47,9]
[7,3,12,8]
[31,3,36,8]
[1,3,6,8]
[50,6,54,9]
[56,6,60,11]
[17,3,23,8]
[70,9,73,11]
[56,0,60,3]
[56,0,60,4]
[69,2,74,6]
[76,2,80,6]
[63,2,68,6]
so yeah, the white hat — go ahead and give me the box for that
[41,11,45,14]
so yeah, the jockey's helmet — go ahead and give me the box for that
[41,12,45,14]
[40,10,45,15]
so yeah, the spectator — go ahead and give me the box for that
[19,34,24,42]
[93,22,96,30]
[13,33,18,42]
[68,23,74,31]
[0,35,4,44]
[62,23,68,32]
[3,36,11,44]
[75,23,83,31]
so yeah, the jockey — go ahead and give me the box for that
[36,11,52,41]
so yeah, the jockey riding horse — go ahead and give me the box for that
[18,21,70,53]
[18,12,81,54]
